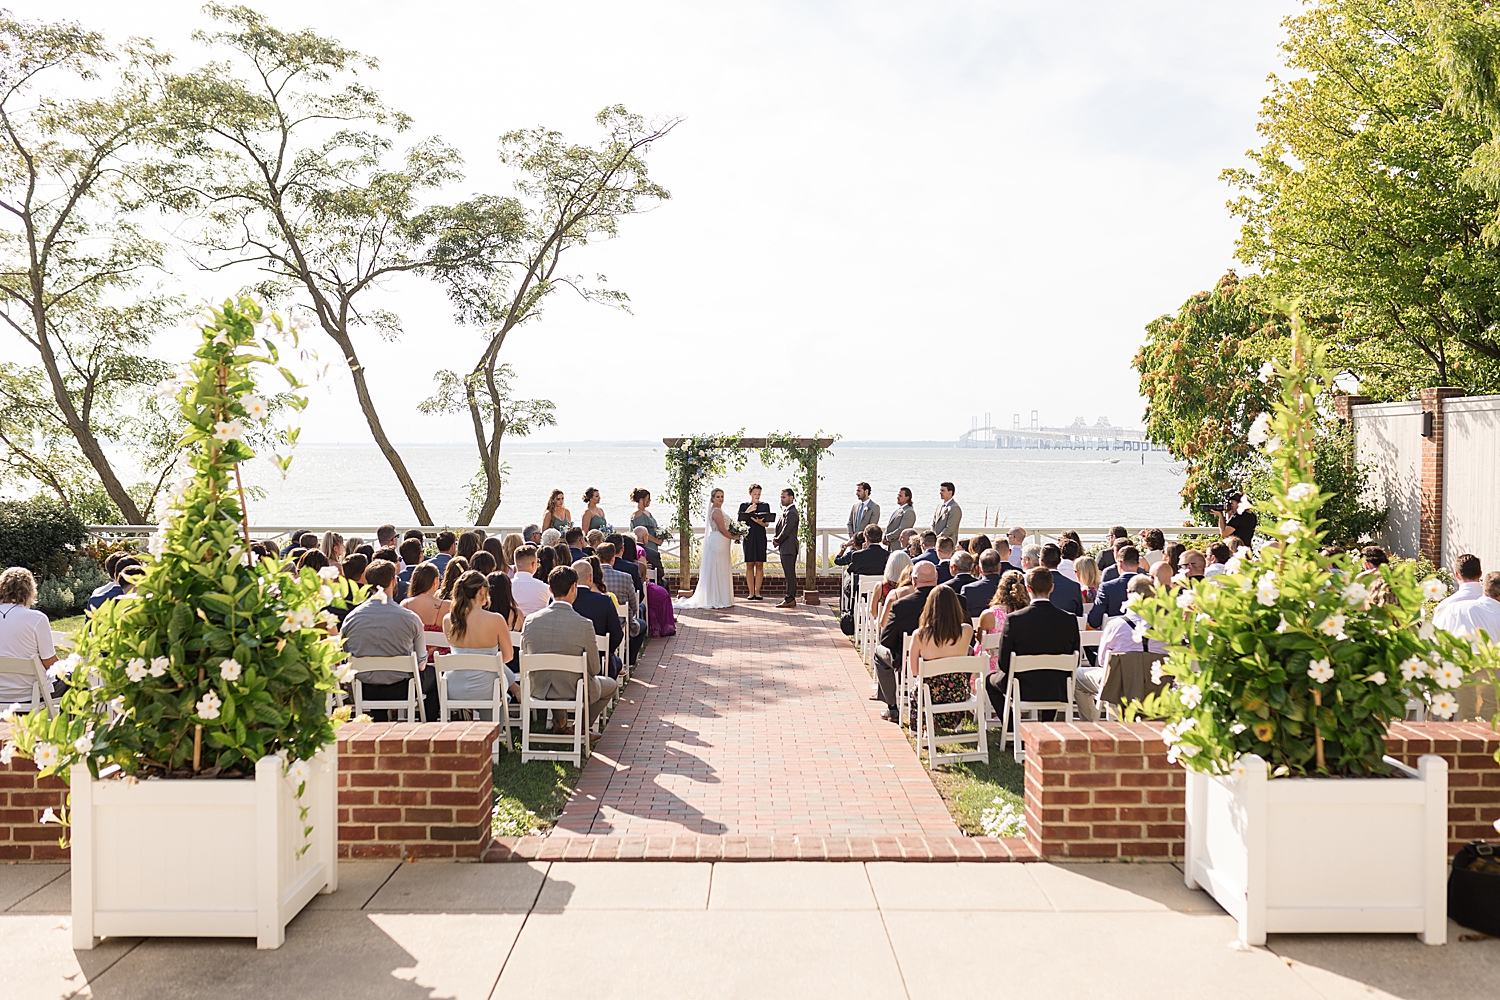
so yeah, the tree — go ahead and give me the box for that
[1225,0,1500,399]
[166,5,528,524]
[426,106,676,523]
[0,12,177,524]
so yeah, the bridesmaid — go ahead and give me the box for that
[737,484,772,601]
[630,488,665,584]
[542,489,573,534]
[581,487,608,532]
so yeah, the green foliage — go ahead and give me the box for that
[663,434,749,563]
[4,298,353,781]
[1132,319,1500,778]
[758,432,839,548]
[35,557,109,618]
[0,497,86,576]
[1225,0,1500,398]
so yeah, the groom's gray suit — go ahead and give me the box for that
[773,502,800,604]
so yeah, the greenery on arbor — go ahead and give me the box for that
[1224,0,1500,399]
[3,299,351,781]
[1134,273,1385,544]
[663,433,749,582]
[421,106,676,523]
[1133,321,1500,777]
[0,13,186,523]
[758,432,838,549]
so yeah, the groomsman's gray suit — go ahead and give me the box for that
[847,498,881,536]
[885,502,916,539]
[932,499,962,542]
[773,502,800,603]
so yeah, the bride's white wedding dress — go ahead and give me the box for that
[675,501,735,610]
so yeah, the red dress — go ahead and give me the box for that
[423,622,448,664]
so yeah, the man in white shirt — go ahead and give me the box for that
[1075,576,1165,722]
[1434,554,1485,627]
[510,545,552,616]
[1436,569,1500,722]
[1203,541,1231,577]
[1006,527,1026,570]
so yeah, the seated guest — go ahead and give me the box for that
[298,531,318,550]
[1057,538,1082,582]
[961,548,1005,616]
[396,538,425,599]
[934,536,957,583]
[511,545,550,616]
[596,542,643,662]
[1005,527,1026,569]
[1075,575,1165,722]
[87,556,141,615]
[0,567,58,709]
[439,557,470,601]
[984,567,1080,723]
[970,534,992,557]
[503,533,525,574]
[905,533,925,559]
[431,531,457,575]
[906,585,974,724]
[1076,556,1101,605]
[1204,541,1232,577]
[471,550,497,576]
[1178,550,1207,581]
[1436,553,1485,618]
[586,529,605,552]
[606,533,645,599]
[298,548,330,575]
[1164,541,1185,574]
[1141,528,1166,567]
[565,527,587,561]
[87,553,127,611]
[913,531,940,567]
[1097,526,1129,572]
[870,551,914,625]
[571,559,625,676]
[873,561,939,722]
[342,559,437,721]
[355,543,375,559]
[977,569,1031,644]
[1021,544,1042,571]
[552,542,573,580]
[1435,556,1500,644]
[521,566,619,733]
[403,528,425,544]
[456,530,481,561]
[540,527,562,550]
[400,563,449,661]
[1089,546,1142,628]
[483,536,510,576]
[941,550,977,597]
[1041,543,1084,617]
[833,529,866,568]
[320,531,345,564]
[346,535,366,555]
[1151,559,1175,591]
[376,523,399,553]
[522,523,541,546]
[373,546,399,569]
[634,526,664,582]
[536,546,556,582]
[340,552,369,587]
[440,570,520,716]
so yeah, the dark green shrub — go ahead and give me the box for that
[0,497,87,578]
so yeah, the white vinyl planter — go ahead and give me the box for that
[1185,753,1448,946]
[69,744,338,950]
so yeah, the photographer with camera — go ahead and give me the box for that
[1209,489,1258,548]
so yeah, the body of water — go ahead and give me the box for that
[234,443,1189,531]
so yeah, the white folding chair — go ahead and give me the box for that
[854,576,881,655]
[915,655,990,768]
[897,632,915,727]
[862,591,890,666]
[519,651,592,766]
[420,631,450,656]
[1078,617,1101,650]
[978,631,1003,724]
[0,655,55,716]
[350,653,425,722]
[434,651,512,758]
[1001,652,1080,762]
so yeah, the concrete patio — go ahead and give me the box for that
[4,859,1497,999]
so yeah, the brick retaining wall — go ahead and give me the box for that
[0,720,498,862]
[1021,721,1500,860]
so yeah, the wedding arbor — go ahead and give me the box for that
[662,433,837,602]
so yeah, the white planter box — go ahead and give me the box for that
[69,744,338,950]
[1185,753,1448,946]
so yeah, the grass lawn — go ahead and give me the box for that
[920,729,1026,836]
[491,745,580,837]
[50,614,87,634]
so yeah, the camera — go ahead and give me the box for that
[1201,489,1242,514]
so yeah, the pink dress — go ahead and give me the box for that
[647,581,676,637]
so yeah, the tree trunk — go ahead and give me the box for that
[328,330,433,525]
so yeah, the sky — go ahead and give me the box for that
[30,0,1303,446]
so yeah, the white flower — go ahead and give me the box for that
[1230,758,1249,777]
[1230,722,1247,735]
[1286,481,1316,502]
[1342,581,1369,606]
[149,656,169,677]
[1433,661,1463,690]
[1179,743,1200,758]
[47,654,82,682]
[1307,658,1334,684]
[0,742,13,765]
[0,703,14,723]
[33,742,59,769]
[319,585,333,602]
[219,658,242,682]
[1277,518,1302,536]
[1225,555,1243,575]
[1367,671,1387,686]
[124,658,148,683]
[1150,662,1166,685]
[1418,620,1435,641]
[73,732,93,755]
[39,807,58,824]
[1266,435,1282,454]
[1275,615,1290,634]
[1257,360,1276,383]
[286,758,310,783]
[1166,745,1182,764]
[1248,412,1272,446]
[1420,578,1448,602]
[1256,573,1280,606]
[1123,592,1142,611]
[1179,684,1203,709]
[196,689,222,721]
[1131,623,1150,644]
[212,420,245,442]
[211,330,231,346]
[1429,691,1459,720]
[241,394,270,420]
[1176,589,1194,610]
[317,566,341,581]
[1317,613,1346,637]
[332,661,357,684]
[1400,656,1427,681]
[107,696,125,716]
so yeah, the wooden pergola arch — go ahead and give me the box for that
[662,436,835,603]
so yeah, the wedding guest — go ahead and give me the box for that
[565,527,587,561]
[581,488,608,532]
[847,482,880,536]
[1097,526,1129,572]
[456,531,481,561]
[1021,545,1042,571]
[0,567,57,709]
[1075,575,1164,722]
[870,550,913,627]
[1164,541,1185,574]
[346,536,366,556]
[1076,556,1102,604]
[1101,537,1132,582]
[970,534,993,558]
[400,563,449,662]
[873,561,938,721]
[1141,529,1167,567]
[439,556,470,601]
[541,489,573,533]
[934,536,957,584]
[1041,543,1084,617]
[343,559,436,722]
[484,536,510,576]
[471,551,497,576]
[376,524,399,551]
[320,531,344,564]
[520,566,618,733]
[1005,527,1026,569]
[1179,550,1207,581]
[440,570,519,717]
[941,550,977,596]
[906,585,974,727]
[339,553,368,588]
[298,531,318,550]
[1089,546,1142,627]
[634,525,664,583]
[536,546,556,582]
[977,569,1031,640]
[1057,538,1082,582]
[739,484,772,601]
[511,546,550,616]
[541,528,562,550]
[961,548,1006,617]
[1205,541,1232,576]
[87,555,139,613]
[914,531,939,567]
[298,548,330,574]
[932,482,962,542]
[906,533,926,559]
[885,487,916,539]
[396,538,425,599]
[606,532,645,600]
[552,541,574,581]
[486,572,524,631]
[596,542,643,661]
[571,559,624,676]
[1151,559,1175,590]
[586,529,605,552]
[502,533,525,574]
[431,531,457,575]
[522,524,541,546]
[875,563,916,636]
[984,567,1079,723]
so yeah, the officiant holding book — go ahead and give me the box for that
[738,485,772,602]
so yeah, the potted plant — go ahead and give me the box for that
[0,298,356,950]
[1132,321,1500,947]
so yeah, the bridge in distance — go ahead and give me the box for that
[959,413,1168,451]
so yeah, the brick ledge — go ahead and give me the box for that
[484,834,1036,861]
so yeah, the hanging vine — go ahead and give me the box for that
[662,432,749,582]
[759,430,838,549]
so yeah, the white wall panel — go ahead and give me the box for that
[1442,396,1500,572]
[1352,401,1423,560]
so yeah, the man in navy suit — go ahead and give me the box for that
[941,550,977,597]
[606,533,645,601]
[1041,543,1084,617]
[984,568,1080,722]
[961,548,1005,616]
[1088,545,1142,628]
[570,560,624,677]
[934,536,957,583]
[566,527,588,562]
[913,530,940,568]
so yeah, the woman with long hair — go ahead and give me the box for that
[542,489,573,533]
[977,570,1031,673]
[470,551,497,575]
[439,556,470,602]
[401,563,450,662]
[456,530,481,561]
[320,531,345,564]
[629,487,663,554]
[486,571,524,631]
[907,585,975,728]
[581,488,607,532]
[536,546,556,582]
[440,570,518,718]
[483,536,510,576]
[501,533,524,575]
[1075,556,1102,606]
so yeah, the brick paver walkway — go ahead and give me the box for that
[553,602,962,840]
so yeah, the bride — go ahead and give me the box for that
[675,487,736,609]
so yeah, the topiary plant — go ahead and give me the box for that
[1132,319,1500,777]
[1,297,356,782]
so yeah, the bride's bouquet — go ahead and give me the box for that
[726,520,749,540]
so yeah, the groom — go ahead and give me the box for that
[773,487,800,608]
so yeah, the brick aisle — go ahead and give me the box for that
[553,602,962,839]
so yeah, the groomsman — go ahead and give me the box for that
[932,482,962,543]
[885,487,916,539]
[847,482,881,536]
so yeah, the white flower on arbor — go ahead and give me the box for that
[1248,412,1272,446]
[1286,481,1316,502]
[1307,658,1334,684]
[212,420,245,443]
[33,742,59,769]
[196,690,222,721]
[1420,578,1448,602]
[1433,661,1464,689]
[241,394,270,420]
[1317,613,1346,637]
[1179,684,1203,709]
[1366,671,1387,686]
[124,658,148,682]
[1429,691,1459,720]
[149,656,169,677]
[1342,581,1369,606]
[219,658,242,682]
[1399,656,1427,681]
[73,732,93,755]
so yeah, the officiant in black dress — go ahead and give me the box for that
[738,485,772,602]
